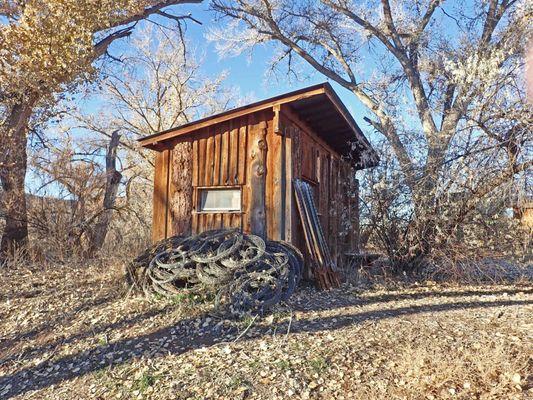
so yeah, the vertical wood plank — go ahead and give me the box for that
[291,126,302,248]
[283,124,293,242]
[196,214,201,232]
[192,132,198,236]
[152,149,170,242]
[229,119,239,185]
[200,214,207,232]
[241,120,251,233]
[232,213,240,229]
[247,111,267,238]
[166,150,175,237]
[266,118,282,241]
[198,135,207,186]
[168,141,193,237]
[329,157,339,265]
[214,213,222,229]
[205,129,214,186]
[220,213,226,229]
[213,124,222,186]
[237,119,248,185]
[320,152,329,233]
[192,208,198,234]
[219,122,229,184]
[192,139,199,187]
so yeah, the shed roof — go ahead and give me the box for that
[139,82,378,168]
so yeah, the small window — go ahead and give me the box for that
[198,188,241,212]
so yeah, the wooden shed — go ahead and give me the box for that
[139,83,378,271]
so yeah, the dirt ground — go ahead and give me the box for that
[0,260,531,399]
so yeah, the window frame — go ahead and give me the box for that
[195,186,243,214]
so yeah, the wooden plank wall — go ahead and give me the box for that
[190,118,244,234]
[289,123,302,250]
[168,141,192,237]
[329,157,341,265]
[153,110,275,241]
[248,112,268,238]
[279,110,358,268]
[265,114,283,241]
[152,149,170,242]
[283,127,293,242]
[152,106,360,270]
[176,110,273,237]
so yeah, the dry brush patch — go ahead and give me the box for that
[0,261,531,399]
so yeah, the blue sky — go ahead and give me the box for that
[29,2,388,195]
[124,2,375,136]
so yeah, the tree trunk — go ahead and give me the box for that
[0,101,34,258]
[86,130,122,256]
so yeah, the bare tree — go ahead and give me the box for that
[78,26,236,148]
[0,0,202,257]
[77,27,237,253]
[85,130,122,256]
[211,0,532,266]
[27,27,236,258]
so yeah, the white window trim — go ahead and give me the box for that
[197,187,242,213]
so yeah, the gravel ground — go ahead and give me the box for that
[0,261,531,399]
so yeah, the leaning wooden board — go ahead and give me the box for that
[293,179,340,289]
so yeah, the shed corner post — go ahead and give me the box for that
[249,112,268,239]
[152,148,171,243]
[273,104,282,135]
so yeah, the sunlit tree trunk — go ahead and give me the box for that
[0,1,203,258]
[0,100,35,256]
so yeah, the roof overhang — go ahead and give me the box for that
[138,82,378,169]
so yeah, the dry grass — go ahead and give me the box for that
[0,259,531,399]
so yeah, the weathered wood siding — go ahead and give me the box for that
[151,111,273,239]
[248,112,268,238]
[168,141,192,237]
[152,149,170,242]
[151,107,361,271]
[278,109,358,267]
[190,117,244,234]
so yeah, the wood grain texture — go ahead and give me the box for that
[152,149,170,242]
[229,120,239,185]
[151,103,361,274]
[205,131,214,186]
[187,116,251,235]
[266,117,282,241]
[213,124,221,186]
[198,135,207,187]
[220,122,229,185]
[248,112,268,239]
[168,140,192,237]
[280,113,360,275]
[237,120,247,185]
[283,123,293,242]
[329,157,340,265]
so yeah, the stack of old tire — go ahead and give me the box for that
[126,229,303,315]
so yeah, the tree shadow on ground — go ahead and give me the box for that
[0,302,177,366]
[289,286,533,311]
[0,293,117,358]
[0,292,531,399]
